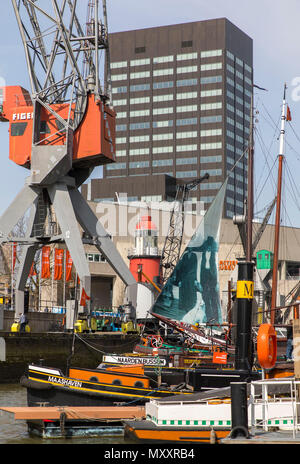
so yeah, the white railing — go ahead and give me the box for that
[250,378,300,438]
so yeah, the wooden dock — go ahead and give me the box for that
[0,405,145,421]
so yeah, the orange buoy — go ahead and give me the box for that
[257,323,277,369]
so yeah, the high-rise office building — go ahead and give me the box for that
[86,18,253,218]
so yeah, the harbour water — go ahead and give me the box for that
[0,384,131,445]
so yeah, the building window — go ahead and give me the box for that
[176,65,198,74]
[176,170,197,178]
[176,131,197,139]
[135,46,146,54]
[176,117,197,126]
[129,161,149,168]
[110,61,127,69]
[116,111,127,119]
[153,133,173,140]
[153,55,174,64]
[227,63,235,74]
[201,89,222,97]
[130,135,150,143]
[152,159,173,167]
[130,96,150,105]
[200,168,222,176]
[116,137,126,144]
[176,144,197,152]
[129,122,150,130]
[112,86,127,94]
[111,74,127,81]
[153,81,174,89]
[200,115,222,124]
[130,71,150,79]
[201,196,214,203]
[113,99,127,106]
[129,148,150,156]
[116,149,126,157]
[201,62,222,71]
[200,129,222,137]
[176,157,197,165]
[86,253,106,262]
[116,124,127,131]
[153,94,173,102]
[130,83,150,92]
[200,142,222,150]
[181,40,193,48]
[153,146,173,154]
[130,109,150,117]
[200,102,222,111]
[130,58,150,66]
[153,120,173,128]
[177,52,197,60]
[153,107,173,115]
[201,49,222,58]
[177,78,197,87]
[201,75,222,84]
[176,91,197,100]
[153,68,174,76]
[176,105,197,113]
[141,194,163,202]
[201,155,222,163]
[106,162,126,170]
[200,182,222,190]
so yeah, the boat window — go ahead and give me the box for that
[112,379,122,386]
[11,122,27,136]
[134,381,144,388]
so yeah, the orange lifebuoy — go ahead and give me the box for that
[257,323,277,369]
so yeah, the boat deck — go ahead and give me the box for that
[222,428,300,444]
[0,405,145,421]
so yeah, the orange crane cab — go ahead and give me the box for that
[0,85,116,169]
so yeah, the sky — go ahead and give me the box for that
[0,0,300,228]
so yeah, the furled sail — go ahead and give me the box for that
[151,180,227,325]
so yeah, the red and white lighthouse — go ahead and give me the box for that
[128,215,161,285]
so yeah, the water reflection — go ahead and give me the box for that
[0,384,131,444]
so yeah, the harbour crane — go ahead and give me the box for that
[0,1,139,323]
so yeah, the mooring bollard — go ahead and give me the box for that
[229,381,249,439]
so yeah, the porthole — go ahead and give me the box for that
[112,379,122,386]
[134,381,144,388]
[89,376,99,382]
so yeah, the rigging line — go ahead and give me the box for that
[259,98,282,130]
[285,161,300,211]
[253,129,277,200]
[288,121,300,146]
[253,129,278,207]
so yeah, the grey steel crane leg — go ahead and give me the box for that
[14,199,40,319]
[47,182,91,309]
[69,187,138,307]
[0,184,39,243]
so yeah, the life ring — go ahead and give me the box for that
[257,323,277,369]
[150,335,164,348]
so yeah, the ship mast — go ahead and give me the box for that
[270,83,287,325]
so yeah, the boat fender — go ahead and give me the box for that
[210,429,217,444]
[257,323,277,369]
[229,425,249,439]
[20,375,53,390]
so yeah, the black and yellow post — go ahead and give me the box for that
[234,261,254,372]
